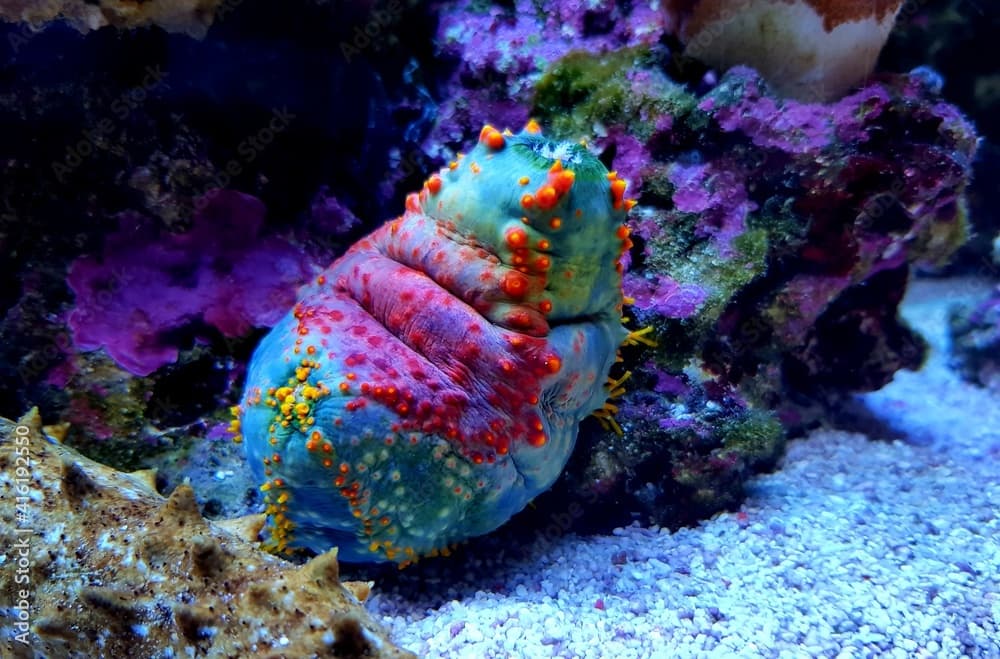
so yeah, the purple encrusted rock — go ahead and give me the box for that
[67,190,319,376]
[949,285,1000,390]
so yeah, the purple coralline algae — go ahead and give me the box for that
[426,0,666,159]
[623,274,707,320]
[949,284,1000,391]
[666,159,756,256]
[307,185,362,237]
[536,59,977,405]
[521,46,977,528]
[67,190,318,376]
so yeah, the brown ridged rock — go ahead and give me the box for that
[0,0,225,37]
[0,409,414,658]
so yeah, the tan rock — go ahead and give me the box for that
[0,0,225,37]
[0,409,414,658]
[667,0,904,101]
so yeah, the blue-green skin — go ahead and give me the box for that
[236,126,631,563]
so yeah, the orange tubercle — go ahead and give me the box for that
[500,271,529,298]
[610,179,627,209]
[479,124,506,150]
[506,227,528,248]
[536,185,558,210]
[528,432,547,447]
[426,174,442,194]
[551,170,575,195]
[486,131,505,150]
[405,193,420,213]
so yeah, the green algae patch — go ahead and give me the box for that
[533,47,697,140]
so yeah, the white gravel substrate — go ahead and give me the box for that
[363,278,1000,658]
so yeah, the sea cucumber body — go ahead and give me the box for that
[238,126,632,563]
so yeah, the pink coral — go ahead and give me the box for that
[668,161,757,256]
[67,190,319,376]
[705,69,893,153]
[623,274,708,319]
